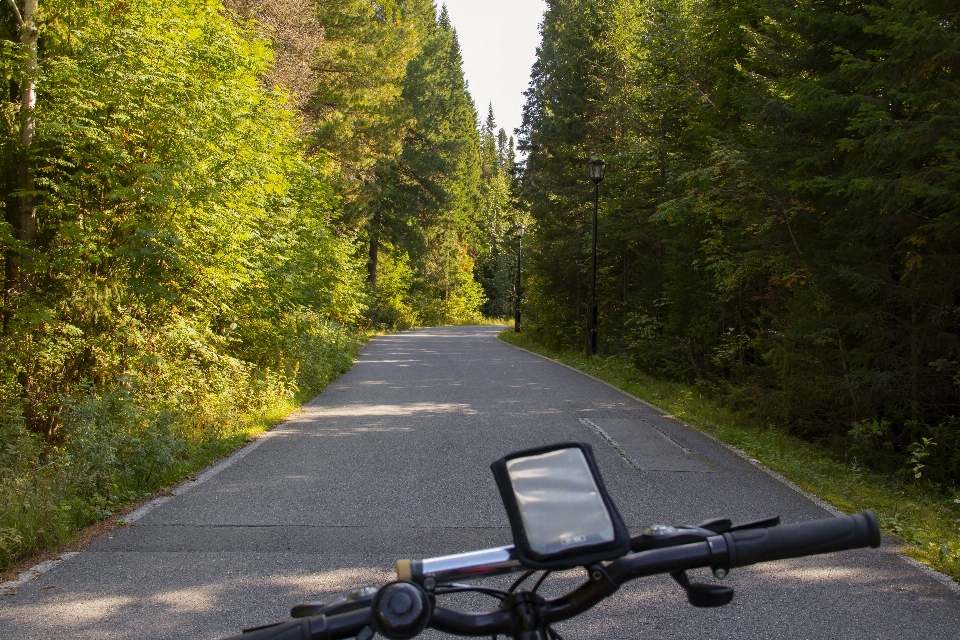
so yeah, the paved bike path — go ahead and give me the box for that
[1,326,957,639]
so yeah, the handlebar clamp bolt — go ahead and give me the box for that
[713,568,728,580]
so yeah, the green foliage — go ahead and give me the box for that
[311,0,419,187]
[370,245,420,330]
[308,1,499,328]
[474,106,523,319]
[0,0,367,570]
[416,240,487,326]
[518,0,960,483]
[0,0,520,571]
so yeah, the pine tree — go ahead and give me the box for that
[361,1,486,324]
[519,0,960,480]
[519,0,624,345]
[474,108,522,318]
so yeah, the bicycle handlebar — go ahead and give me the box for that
[396,545,522,585]
[226,621,310,640]
[221,511,881,640]
[224,608,371,640]
[724,510,880,567]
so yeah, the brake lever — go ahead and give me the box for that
[729,515,781,531]
[694,515,781,534]
[695,517,732,533]
[631,515,782,551]
[630,525,719,551]
[670,570,734,608]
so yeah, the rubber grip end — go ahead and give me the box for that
[724,511,883,568]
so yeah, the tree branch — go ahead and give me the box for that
[3,0,24,28]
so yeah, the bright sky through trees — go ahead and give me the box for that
[441,0,545,142]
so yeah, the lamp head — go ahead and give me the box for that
[588,159,607,183]
[517,223,526,238]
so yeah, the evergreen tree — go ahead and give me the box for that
[481,103,499,178]
[469,103,524,319]
[519,0,960,481]
[361,2,486,325]
[519,0,624,344]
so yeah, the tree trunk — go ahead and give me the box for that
[2,78,18,333]
[5,0,40,432]
[18,0,39,263]
[2,247,14,335]
[368,208,381,289]
[910,299,920,423]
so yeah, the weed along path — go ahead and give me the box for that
[1,326,957,639]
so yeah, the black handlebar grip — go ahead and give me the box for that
[219,619,312,640]
[724,511,880,568]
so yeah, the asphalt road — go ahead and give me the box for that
[1,325,957,639]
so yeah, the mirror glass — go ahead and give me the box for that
[506,446,615,555]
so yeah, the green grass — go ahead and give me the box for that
[0,393,311,575]
[499,330,960,583]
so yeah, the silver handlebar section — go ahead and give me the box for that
[396,545,524,585]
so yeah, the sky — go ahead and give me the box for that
[440,0,547,144]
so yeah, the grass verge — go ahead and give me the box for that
[1,398,291,585]
[499,330,960,583]
[1,329,369,577]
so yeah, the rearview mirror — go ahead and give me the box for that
[491,442,629,569]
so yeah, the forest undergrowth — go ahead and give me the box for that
[0,324,364,574]
[499,330,960,583]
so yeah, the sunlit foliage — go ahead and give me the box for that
[0,0,365,567]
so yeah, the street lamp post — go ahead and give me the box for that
[515,223,525,332]
[587,159,606,357]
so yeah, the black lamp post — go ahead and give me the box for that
[587,159,606,357]
[515,223,525,332]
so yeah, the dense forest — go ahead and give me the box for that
[0,0,521,568]
[2,0,958,571]
[518,0,960,483]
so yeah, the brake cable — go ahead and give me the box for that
[434,584,511,600]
